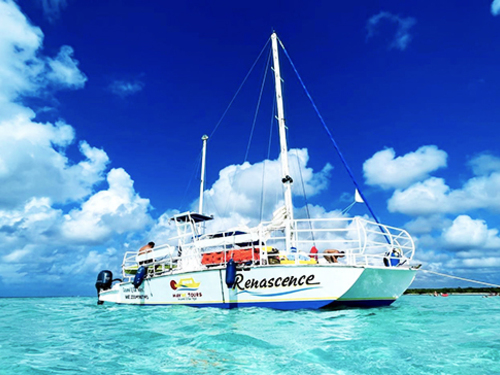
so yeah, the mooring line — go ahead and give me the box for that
[420,269,500,288]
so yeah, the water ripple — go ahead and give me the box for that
[1,296,500,374]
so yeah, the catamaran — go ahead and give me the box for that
[95,33,419,309]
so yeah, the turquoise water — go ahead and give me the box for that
[1,296,499,374]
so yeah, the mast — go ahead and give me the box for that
[271,32,294,249]
[199,134,209,214]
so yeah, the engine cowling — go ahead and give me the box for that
[96,270,113,292]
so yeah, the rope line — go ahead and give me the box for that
[278,38,378,223]
[211,38,270,217]
[260,93,276,222]
[209,38,270,139]
[180,149,203,211]
[420,269,500,288]
[245,47,272,162]
[293,148,315,245]
[225,47,270,218]
[278,37,390,244]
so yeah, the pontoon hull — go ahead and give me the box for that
[330,266,417,308]
[98,265,364,310]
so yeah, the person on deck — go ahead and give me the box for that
[139,241,155,255]
[324,249,345,263]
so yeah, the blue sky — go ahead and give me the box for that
[2,0,500,296]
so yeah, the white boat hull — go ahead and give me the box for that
[99,265,365,310]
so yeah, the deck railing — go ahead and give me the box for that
[121,216,415,280]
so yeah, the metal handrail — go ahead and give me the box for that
[120,216,415,278]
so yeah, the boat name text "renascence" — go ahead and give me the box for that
[233,274,320,290]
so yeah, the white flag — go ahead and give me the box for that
[354,189,364,203]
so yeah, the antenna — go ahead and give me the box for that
[199,134,209,214]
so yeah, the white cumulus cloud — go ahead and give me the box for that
[46,45,87,89]
[404,215,451,235]
[366,11,417,50]
[0,0,152,295]
[0,115,109,209]
[200,148,332,231]
[363,145,447,190]
[40,0,68,22]
[0,1,86,121]
[388,172,500,216]
[492,0,500,16]
[460,257,500,268]
[109,80,144,97]
[383,151,500,277]
[62,168,152,244]
[0,0,44,119]
[388,177,449,215]
[468,153,500,176]
[145,210,180,246]
[0,197,63,265]
[442,215,500,251]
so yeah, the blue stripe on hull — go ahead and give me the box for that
[129,299,335,310]
[325,299,396,309]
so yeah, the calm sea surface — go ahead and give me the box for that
[1,296,499,374]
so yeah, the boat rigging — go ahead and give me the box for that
[95,32,419,310]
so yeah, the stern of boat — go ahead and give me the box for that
[331,266,417,308]
[98,284,122,304]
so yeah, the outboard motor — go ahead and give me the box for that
[96,270,113,305]
[133,266,147,289]
[96,270,113,291]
